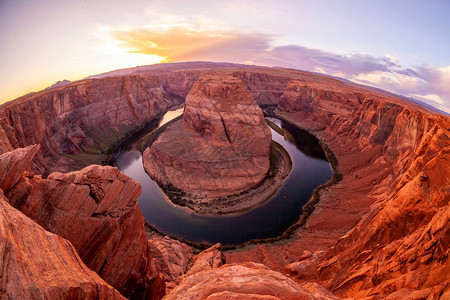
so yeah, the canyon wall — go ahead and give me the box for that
[0,75,178,175]
[276,79,449,298]
[0,146,165,299]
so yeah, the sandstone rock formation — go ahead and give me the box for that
[0,75,178,174]
[274,81,449,298]
[148,235,194,282]
[144,75,271,199]
[183,243,225,277]
[165,262,319,300]
[1,146,165,299]
[318,129,450,298]
[0,191,125,299]
[0,144,39,192]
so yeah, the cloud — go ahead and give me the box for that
[111,27,271,62]
[255,45,401,77]
[106,25,449,113]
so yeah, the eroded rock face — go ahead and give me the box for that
[0,190,124,299]
[0,144,39,192]
[164,262,317,300]
[2,147,165,299]
[184,243,225,277]
[318,144,450,298]
[144,75,271,199]
[0,75,178,174]
[149,235,194,282]
[276,80,450,299]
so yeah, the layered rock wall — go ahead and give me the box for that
[1,146,165,299]
[276,80,449,298]
[0,191,125,299]
[0,75,177,174]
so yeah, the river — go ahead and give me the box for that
[110,109,332,245]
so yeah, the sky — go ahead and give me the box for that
[1,0,449,112]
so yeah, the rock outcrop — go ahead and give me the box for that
[318,133,450,298]
[165,262,319,300]
[144,75,271,199]
[1,147,165,299]
[0,191,125,299]
[148,235,194,283]
[183,243,225,277]
[0,144,39,192]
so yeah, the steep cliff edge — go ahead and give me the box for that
[0,75,177,175]
[143,75,271,200]
[274,81,449,298]
[0,191,125,299]
[1,146,165,299]
[317,121,449,298]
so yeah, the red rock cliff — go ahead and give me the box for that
[0,191,125,299]
[0,75,178,174]
[1,146,165,299]
[275,79,449,298]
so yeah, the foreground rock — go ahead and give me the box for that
[183,243,225,277]
[0,144,39,192]
[0,191,124,299]
[165,262,320,300]
[148,235,194,283]
[2,147,165,299]
[144,75,271,200]
[318,142,450,298]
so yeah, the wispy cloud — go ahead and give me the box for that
[105,25,449,112]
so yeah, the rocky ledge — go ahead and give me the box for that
[0,145,165,299]
[143,75,272,202]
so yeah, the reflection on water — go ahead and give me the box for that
[113,113,333,245]
[281,121,328,161]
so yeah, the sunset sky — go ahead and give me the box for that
[1,0,449,112]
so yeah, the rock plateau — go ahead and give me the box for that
[143,75,271,199]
